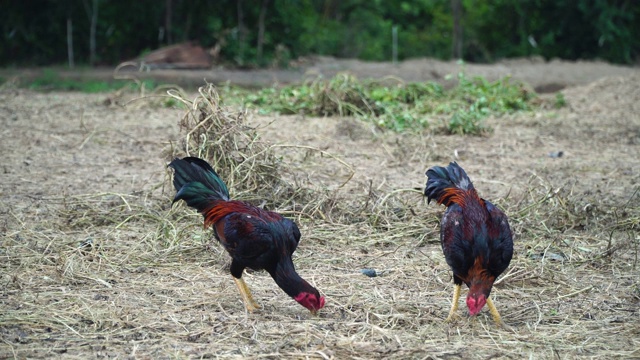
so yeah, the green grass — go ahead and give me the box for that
[555,92,567,108]
[243,72,535,134]
[17,69,536,135]
[24,69,157,93]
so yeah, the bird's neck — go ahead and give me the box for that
[462,257,495,295]
[468,279,493,298]
[270,259,316,299]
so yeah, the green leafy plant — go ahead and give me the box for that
[443,72,533,134]
[555,92,567,108]
[244,73,534,135]
[24,69,157,93]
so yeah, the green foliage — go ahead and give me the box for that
[1,1,637,67]
[555,92,567,108]
[163,98,179,108]
[24,69,156,93]
[464,0,640,63]
[448,109,486,135]
[446,72,532,134]
[246,74,371,118]
[244,73,534,135]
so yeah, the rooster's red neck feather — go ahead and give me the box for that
[202,200,281,228]
[438,187,484,209]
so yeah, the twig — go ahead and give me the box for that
[557,286,593,299]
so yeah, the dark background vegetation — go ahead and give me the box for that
[1,0,639,67]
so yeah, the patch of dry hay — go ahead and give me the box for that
[168,84,281,198]
[164,84,419,227]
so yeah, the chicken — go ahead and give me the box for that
[425,162,513,326]
[169,157,325,314]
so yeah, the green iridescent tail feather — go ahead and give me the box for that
[168,157,230,213]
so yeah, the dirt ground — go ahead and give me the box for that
[1,58,639,359]
[4,55,638,93]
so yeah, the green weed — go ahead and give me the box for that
[555,92,567,108]
[444,72,532,134]
[24,69,157,93]
[244,72,534,134]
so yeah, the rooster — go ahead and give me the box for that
[425,162,513,327]
[169,157,325,314]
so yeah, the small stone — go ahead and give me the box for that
[360,268,377,277]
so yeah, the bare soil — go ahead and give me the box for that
[1,58,639,359]
[3,55,638,92]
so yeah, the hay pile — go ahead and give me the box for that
[165,83,421,227]
[169,84,283,199]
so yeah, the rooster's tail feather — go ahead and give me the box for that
[424,162,475,206]
[169,157,230,213]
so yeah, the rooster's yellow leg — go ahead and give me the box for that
[445,284,462,322]
[486,296,507,328]
[233,277,261,312]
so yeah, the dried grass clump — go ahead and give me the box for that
[302,73,375,117]
[250,73,376,118]
[165,84,366,222]
[167,84,289,203]
[163,84,429,229]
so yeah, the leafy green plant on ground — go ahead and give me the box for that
[244,72,535,134]
[444,72,533,134]
[555,92,567,108]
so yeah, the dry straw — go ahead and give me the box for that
[164,84,387,225]
[1,81,639,358]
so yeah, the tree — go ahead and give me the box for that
[165,0,173,45]
[257,0,269,64]
[82,0,99,65]
[451,0,463,59]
